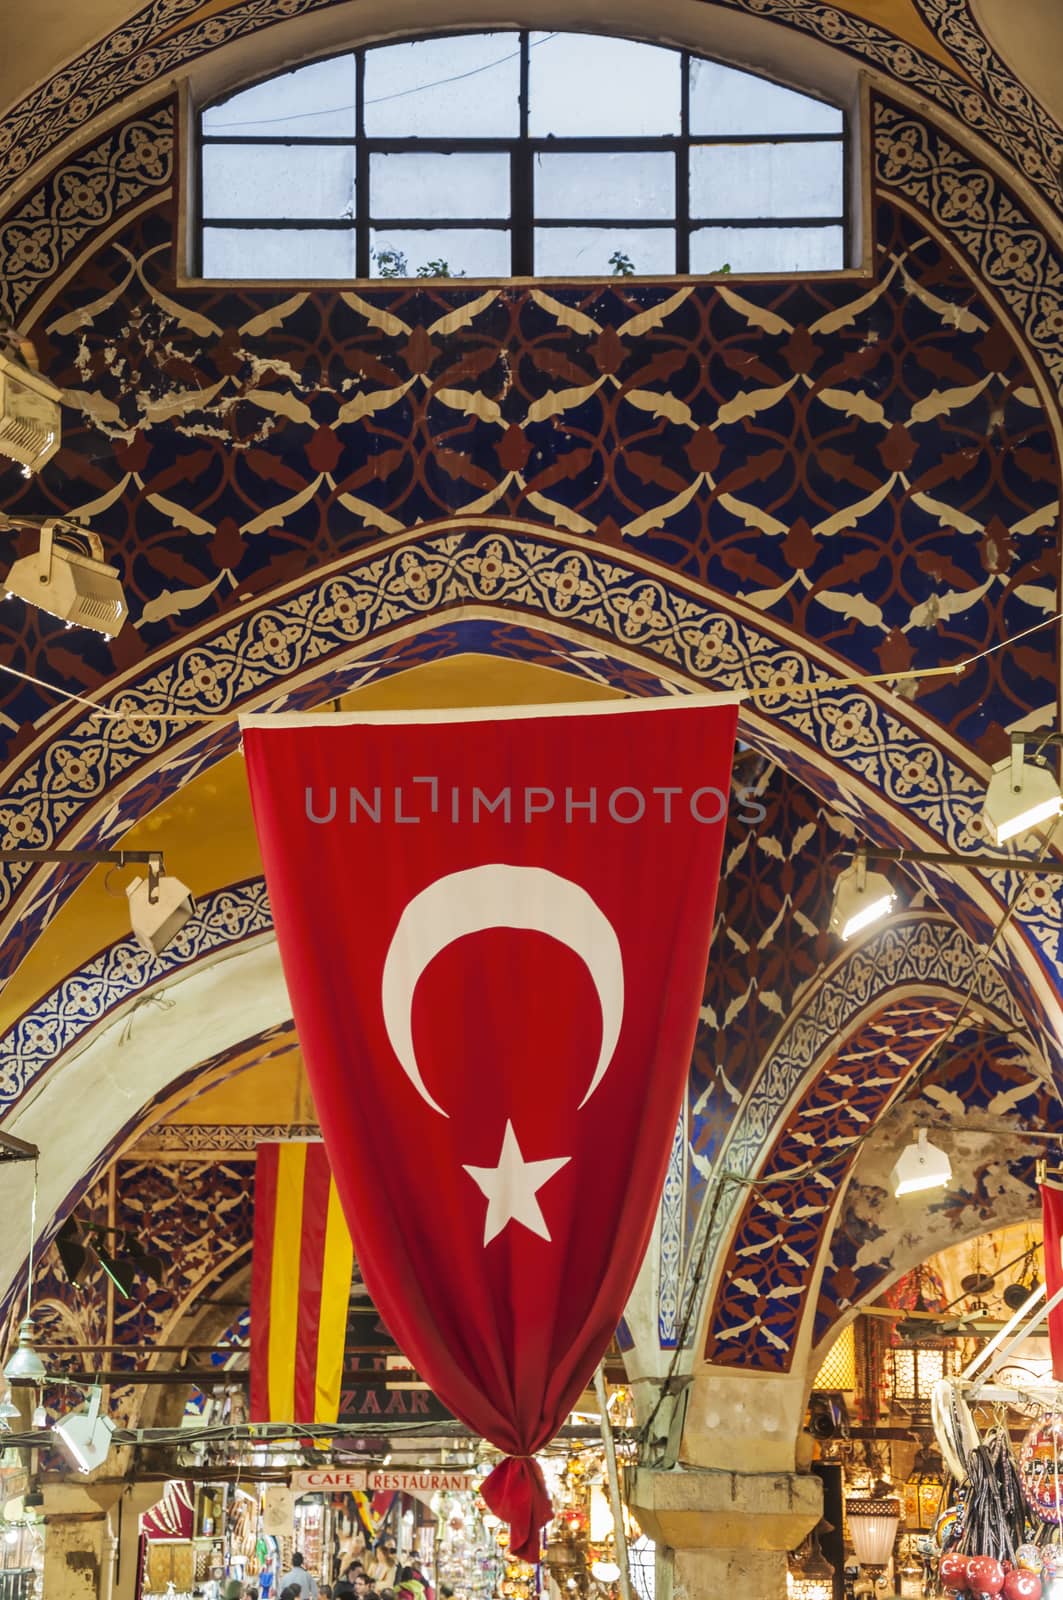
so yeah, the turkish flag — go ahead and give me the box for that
[242,697,738,1557]
[1040,1177,1063,1378]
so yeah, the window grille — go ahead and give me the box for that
[198,32,846,280]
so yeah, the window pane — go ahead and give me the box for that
[202,145,356,221]
[690,142,843,219]
[369,229,511,278]
[203,54,356,138]
[529,33,680,135]
[365,34,520,136]
[535,152,674,220]
[202,227,356,278]
[690,225,844,274]
[535,227,675,277]
[689,59,842,135]
[371,152,510,219]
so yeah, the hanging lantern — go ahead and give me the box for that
[889,1340,952,1410]
[788,1527,835,1600]
[812,1321,857,1393]
[903,1450,944,1531]
[846,1494,901,1579]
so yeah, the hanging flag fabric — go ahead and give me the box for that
[1040,1175,1063,1378]
[249,1140,354,1423]
[242,696,738,1557]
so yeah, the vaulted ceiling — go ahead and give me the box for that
[0,0,1062,1453]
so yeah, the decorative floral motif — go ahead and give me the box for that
[692,914,1028,1362]
[1,0,1061,227]
[0,879,272,1108]
[873,99,1063,393]
[0,102,173,322]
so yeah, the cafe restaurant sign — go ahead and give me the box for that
[291,1469,476,1494]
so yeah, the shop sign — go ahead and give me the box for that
[291,1469,369,1492]
[369,1471,475,1493]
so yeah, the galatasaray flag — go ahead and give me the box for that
[250,1141,354,1423]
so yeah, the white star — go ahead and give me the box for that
[462,1121,571,1246]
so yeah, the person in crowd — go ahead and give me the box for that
[371,1544,400,1588]
[352,1577,369,1598]
[224,1582,243,1600]
[333,1584,355,1600]
[279,1552,319,1600]
[319,1588,331,1600]
[407,1558,434,1600]
[396,1567,424,1600]
[245,1588,260,1600]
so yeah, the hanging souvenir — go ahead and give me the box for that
[1019,1419,1063,1524]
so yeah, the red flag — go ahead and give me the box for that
[1041,1176,1063,1378]
[242,697,738,1557]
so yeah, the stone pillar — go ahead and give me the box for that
[41,1480,124,1600]
[112,1482,164,1600]
[628,1368,822,1600]
[629,1465,821,1600]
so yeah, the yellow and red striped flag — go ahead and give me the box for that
[250,1141,353,1423]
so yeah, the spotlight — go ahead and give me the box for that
[3,1318,46,1385]
[91,1230,164,1298]
[891,1129,952,1198]
[53,1386,115,1473]
[984,745,1063,845]
[0,351,61,474]
[55,1217,93,1286]
[2,520,127,638]
[126,867,195,957]
[94,1241,136,1299]
[830,852,896,940]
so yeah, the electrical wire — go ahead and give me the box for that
[206,34,560,130]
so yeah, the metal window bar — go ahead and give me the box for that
[196,33,847,278]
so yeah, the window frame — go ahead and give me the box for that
[195,30,850,281]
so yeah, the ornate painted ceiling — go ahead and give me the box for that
[0,0,1062,1457]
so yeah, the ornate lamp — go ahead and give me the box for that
[846,1494,901,1590]
[889,1340,950,1411]
[788,1526,835,1600]
[903,1448,944,1531]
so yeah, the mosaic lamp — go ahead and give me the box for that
[846,1494,901,1582]
[788,1527,835,1600]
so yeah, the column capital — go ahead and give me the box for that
[629,1465,821,1553]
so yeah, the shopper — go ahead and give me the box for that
[279,1553,320,1600]
[371,1544,400,1588]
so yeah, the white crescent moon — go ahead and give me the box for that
[380,864,624,1118]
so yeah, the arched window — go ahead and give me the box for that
[198,32,845,280]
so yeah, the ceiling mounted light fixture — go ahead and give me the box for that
[2,518,127,639]
[0,848,194,958]
[53,1386,116,1473]
[830,850,896,940]
[891,1129,952,1198]
[126,864,195,957]
[0,341,61,476]
[983,735,1063,845]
